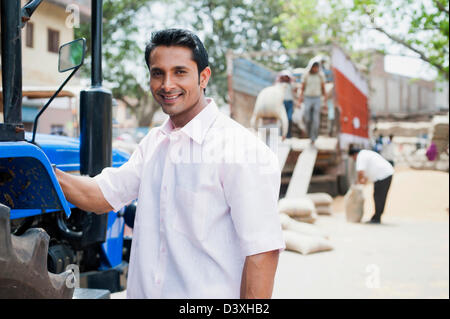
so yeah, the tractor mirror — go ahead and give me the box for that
[58,38,86,73]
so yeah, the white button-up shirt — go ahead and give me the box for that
[94,99,285,298]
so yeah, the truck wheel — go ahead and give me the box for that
[0,204,75,299]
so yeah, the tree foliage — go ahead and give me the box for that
[185,0,285,103]
[277,0,449,80]
[75,0,158,126]
[349,0,449,79]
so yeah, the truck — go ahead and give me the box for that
[0,0,134,298]
[226,45,371,197]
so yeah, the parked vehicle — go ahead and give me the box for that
[226,45,370,196]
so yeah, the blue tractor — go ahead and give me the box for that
[0,0,134,298]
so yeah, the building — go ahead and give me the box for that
[1,0,90,136]
[368,52,449,121]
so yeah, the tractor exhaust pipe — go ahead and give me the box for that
[0,0,24,141]
[79,0,112,176]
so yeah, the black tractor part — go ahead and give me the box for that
[0,204,75,299]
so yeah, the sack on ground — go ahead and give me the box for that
[316,205,332,215]
[279,213,328,238]
[306,193,333,206]
[282,230,333,255]
[292,211,317,224]
[344,185,364,223]
[278,197,316,217]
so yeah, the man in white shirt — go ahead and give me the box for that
[54,29,285,298]
[349,147,394,224]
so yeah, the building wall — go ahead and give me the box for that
[435,81,449,110]
[369,53,449,118]
[1,1,87,134]
[39,106,75,135]
[21,1,76,86]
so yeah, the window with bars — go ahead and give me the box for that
[26,22,34,48]
[47,28,60,53]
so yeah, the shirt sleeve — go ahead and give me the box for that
[301,73,308,84]
[355,152,366,172]
[94,134,148,212]
[220,138,286,257]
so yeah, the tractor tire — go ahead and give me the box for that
[0,204,75,299]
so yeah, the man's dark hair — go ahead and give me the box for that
[144,28,209,75]
[311,62,320,68]
[348,147,361,156]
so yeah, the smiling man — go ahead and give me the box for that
[55,29,285,299]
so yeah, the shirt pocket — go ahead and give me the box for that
[173,186,207,242]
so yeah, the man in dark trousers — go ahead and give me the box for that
[349,147,394,224]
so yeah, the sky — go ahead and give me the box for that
[384,55,438,81]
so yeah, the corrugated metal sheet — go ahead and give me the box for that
[232,58,276,96]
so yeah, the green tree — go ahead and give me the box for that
[75,0,158,127]
[277,0,449,80]
[185,0,285,103]
[349,0,449,79]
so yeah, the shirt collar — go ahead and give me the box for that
[158,98,220,145]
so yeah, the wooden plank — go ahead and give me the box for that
[285,145,318,198]
[277,142,291,171]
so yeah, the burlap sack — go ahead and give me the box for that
[278,197,316,217]
[282,230,333,255]
[250,82,289,137]
[292,211,318,224]
[306,193,333,207]
[435,159,449,172]
[344,185,364,223]
[316,205,332,215]
[279,213,328,238]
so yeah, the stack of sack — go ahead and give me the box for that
[430,115,449,156]
[278,197,317,224]
[407,148,449,172]
[278,196,333,255]
[279,213,333,255]
[306,193,333,216]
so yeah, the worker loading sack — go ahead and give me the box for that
[250,81,290,143]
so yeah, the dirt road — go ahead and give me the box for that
[112,167,449,299]
[273,167,449,298]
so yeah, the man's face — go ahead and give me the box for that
[280,76,290,83]
[149,45,211,126]
[310,65,319,74]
